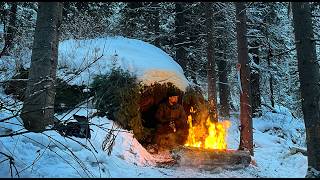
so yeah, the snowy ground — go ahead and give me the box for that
[0,91,307,177]
[0,36,308,177]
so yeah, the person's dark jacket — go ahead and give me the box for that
[155,101,187,135]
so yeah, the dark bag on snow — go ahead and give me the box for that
[54,115,91,139]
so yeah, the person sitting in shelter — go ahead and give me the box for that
[154,89,188,150]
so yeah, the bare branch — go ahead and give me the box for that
[271,47,296,57]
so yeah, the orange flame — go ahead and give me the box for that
[184,107,231,150]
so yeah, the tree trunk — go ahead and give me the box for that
[174,2,187,73]
[0,2,17,57]
[21,2,63,132]
[292,2,320,178]
[235,2,253,156]
[189,58,199,85]
[205,2,218,122]
[186,4,200,85]
[249,41,262,117]
[218,54,231,118]
[267,42,275,108]
[216,8,230,119]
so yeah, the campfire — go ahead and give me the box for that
[155,107,252,170]
[184,107,231,150]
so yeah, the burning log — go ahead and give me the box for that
[147,93,250,170]
[153,106,252,170]
[170,146,252,170]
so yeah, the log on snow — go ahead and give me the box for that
[170,146,252,170]
[289,146,307,156]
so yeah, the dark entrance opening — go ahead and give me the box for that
[139,83,184,146]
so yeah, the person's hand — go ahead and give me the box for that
[169,121,176,132]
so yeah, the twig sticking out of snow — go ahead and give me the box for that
[0,151,20,178]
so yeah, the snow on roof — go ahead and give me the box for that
[58,36,190,91]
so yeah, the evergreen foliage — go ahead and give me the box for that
[61,2,113,40]
[182,85,207,116]
[54,79,92,113]
[91,67,145,141]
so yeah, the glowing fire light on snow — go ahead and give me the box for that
[184,107,231,150]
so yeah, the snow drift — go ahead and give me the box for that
[57,36,190,91]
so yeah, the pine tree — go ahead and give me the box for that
[205,2,218,122]
[248,40,262,117]
[246,2,300,116]
[235,2,254,156]
[215,3,232,118]
[0,2,17,57]
[174,2,187,74]
[292,2,320,177]
[61,2,112,40]
[21,2,63,132]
